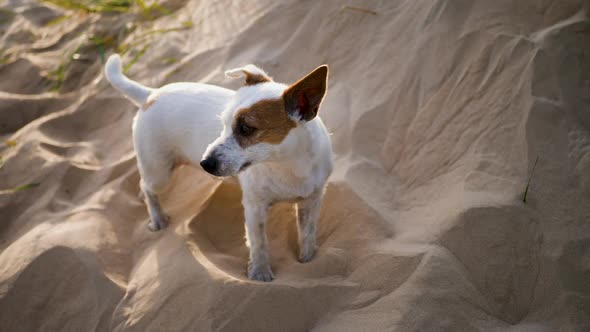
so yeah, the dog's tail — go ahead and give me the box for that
[105,54,152,106]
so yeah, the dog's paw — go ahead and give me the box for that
[147,215,169,232]
[247,264,274,282]
[298,245,316,263]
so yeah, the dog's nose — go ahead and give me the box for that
[200,157,218,174]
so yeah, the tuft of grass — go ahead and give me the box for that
[181,19,193,29]
[138,19,193,37]
[42,0,133,13]
[123,44,149,73]
[43,0,172,18]
[136,0,170,19]
[47,36,88,90]
[48,33,116,89]
[157,56,179,65]
[48,62,66,90]
[42,4,192,90]
[0,48,10,64]
[88,34,116,62]
[12,182,41,192]
[341,5,377,15]
[44,14,71,27]
[118,19,193,53]
[522,155,540,203]
[5,139,16,147]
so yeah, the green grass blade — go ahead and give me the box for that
[123,45,149,73]
[98,44,106,62]
[13,182,41,192]
[42,0,133,13]
[44,15,70,26]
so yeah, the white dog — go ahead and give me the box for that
[105,55,332,281]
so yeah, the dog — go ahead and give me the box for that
[105,55,332,281]
[201,64,333,281]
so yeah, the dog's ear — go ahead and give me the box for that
[283,65,328,122]
[225,65,272,85]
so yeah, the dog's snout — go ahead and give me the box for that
[200,157,218,175]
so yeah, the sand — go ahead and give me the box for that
[1,0,589,331]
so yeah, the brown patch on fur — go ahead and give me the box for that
[142,98,156,111]
[234,98,296,148]
[245,73,271,85]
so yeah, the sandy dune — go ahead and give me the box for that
[1,0,590,331]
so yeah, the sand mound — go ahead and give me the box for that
[1,0,589,331]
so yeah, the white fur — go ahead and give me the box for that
[105,54,153,106]
[225,64,271,80]
[105,54,233,231]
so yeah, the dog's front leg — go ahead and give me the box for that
[297,191,323,263]
[244,202,274,281]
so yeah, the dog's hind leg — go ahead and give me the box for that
[140,180,169,231]
[137,152,174,231]
[140,178,170,231]
[134,125,174,231]
[296,191,323,263]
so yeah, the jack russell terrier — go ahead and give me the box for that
[105,55,332,281]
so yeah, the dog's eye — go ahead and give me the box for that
[238,122,256,136]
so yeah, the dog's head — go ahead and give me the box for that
[200,64,328,177]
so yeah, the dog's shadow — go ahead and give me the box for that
[184,180,304,282]
[165,165,392,284]
[183,177,360,284]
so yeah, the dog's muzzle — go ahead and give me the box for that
[200,156,219,175]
